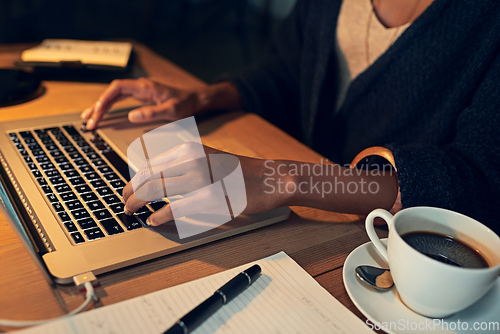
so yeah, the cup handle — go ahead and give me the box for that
[365,209,393,263]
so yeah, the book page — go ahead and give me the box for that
[21,39,132,68]
[18,252,371,333]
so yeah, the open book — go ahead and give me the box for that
[18,252,371,333]
[20,39,132,69]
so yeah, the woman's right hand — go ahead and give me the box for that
[81,77,207,130]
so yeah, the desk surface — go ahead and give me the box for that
[0,42,386,331]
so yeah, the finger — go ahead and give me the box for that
[127,101,177,123]
[124,179,166,212]
[81,107,93,120]
[146,204,174,226]
[86,79,145,130]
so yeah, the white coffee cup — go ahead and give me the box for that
[365,206,500,318]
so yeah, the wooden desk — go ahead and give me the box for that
[0,42,386,331]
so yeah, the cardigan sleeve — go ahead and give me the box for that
[386,51,500,234]
[219,0,308,128]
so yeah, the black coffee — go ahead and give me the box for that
[401,232,489,268]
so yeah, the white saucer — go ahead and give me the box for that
[343,239,500,334]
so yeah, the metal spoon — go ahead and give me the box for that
[355,265,394,291]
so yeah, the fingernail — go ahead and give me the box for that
[124,207,132,215]
[145,218,152,226]
[81,108,91,119]
[86,119,95,130]
[129,111,143,122]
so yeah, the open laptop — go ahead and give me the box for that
[0,109,290,284]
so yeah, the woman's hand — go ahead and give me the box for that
[121,143,399,227]
[81,78,206,130]
[122,143,289,227]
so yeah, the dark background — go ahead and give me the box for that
[0,0,296,82]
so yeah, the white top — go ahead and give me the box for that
[334,0,410,110]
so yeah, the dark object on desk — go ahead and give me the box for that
[0,69,42,107]
[164,264,262,334]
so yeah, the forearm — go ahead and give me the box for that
[195,81,242,114]
[263,160,399,216]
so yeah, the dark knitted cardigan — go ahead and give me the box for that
[226,0,500,234]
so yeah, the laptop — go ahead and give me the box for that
[0,109,290,284]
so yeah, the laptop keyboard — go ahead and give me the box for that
[9,125,167,245]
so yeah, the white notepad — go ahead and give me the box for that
[19,252,371,333]
[21,39,132,68]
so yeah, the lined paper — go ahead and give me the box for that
[19,252,371,333]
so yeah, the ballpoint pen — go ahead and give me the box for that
[163,264,261,334]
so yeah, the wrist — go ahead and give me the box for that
[195,82,241,114]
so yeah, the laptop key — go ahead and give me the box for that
[71,232,85,244]
[92,159,107,167]
[77,218,97,230]
[135,206,151,214]
[117,213,143,230]
[46,193,58,203]
[103,173,120,181]
[60,191,77,202]
[54,183,71,193]
[64,222,78,232]
[71,208,90,220]
[102,194,121,205]
[76,140,90,149]
[109,180,126,190]
[37,178,48,186]
[69,177,86,186]
[68,152,84,161]
[94,209,112,220]
[80,192,98,202]
[96,187,113,197]
[78,165,94,174]
[100,218,124,235]
[97,166,113,174]
[63,170,80,178]
[84,227,105,240]
[41,185,53,194]
[50,150,64,158]
[49,176,65,185]
[90,179,107,188]
[66,200,84,211]
[149,200,167,211]
[101,150,131,181]
[44,144,58,151]
[31,149,45,157]
[136,211,153,225]
[84,172,100,180]
[109,203,124,214]
[52,202,65,212]
[62,125,79,136]
[45,169,61,178]
[81,146,96,155]
[58,163,74,171]
[87,200,105,211]
[87,153,100,160]
[74,185,92,194]
[32,169,42,178]
[58,211,72,222]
